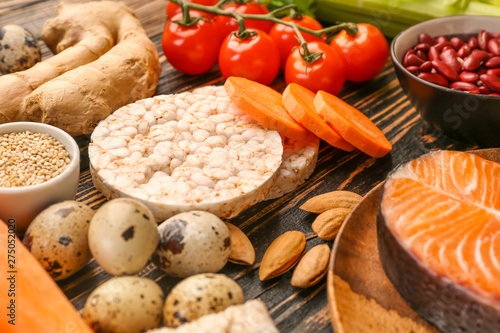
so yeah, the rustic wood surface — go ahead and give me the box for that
[0,0,480,332]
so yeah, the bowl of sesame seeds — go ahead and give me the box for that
[0,122,80,233]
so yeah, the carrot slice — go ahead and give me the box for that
[282,83,355,152]
[0,220,93,333]
[224,76,311,140]
[313,90,392,158]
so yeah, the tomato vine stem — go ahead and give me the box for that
[169,0,357,41]
[168,0,357,67]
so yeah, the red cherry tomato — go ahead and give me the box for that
[269,15,324,69]
[162,12,221,75]
[219,29,280,85]
[285,41,346,95]
[166,0,218,18]
[330,23,389,82]
[216,2,273,39]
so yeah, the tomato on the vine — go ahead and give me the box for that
[285,41,346,95]
[269,15,324,69]
[216,1,273,38]
[162,12,221,75]
[330,23,389,82]
[219,29,280,85]
[166,0,218,18]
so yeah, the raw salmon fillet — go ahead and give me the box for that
[381,150,500,302]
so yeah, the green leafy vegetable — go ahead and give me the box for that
[266,0,316,17]
[313,0,500,37]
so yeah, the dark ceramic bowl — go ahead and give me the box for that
[391,15,500,147]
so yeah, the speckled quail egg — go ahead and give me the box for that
[152,211,231,278]
[88,198,158,276]
[0,24,41,74]
[22,200,94,281]
[163,273,244,328]
[84,276,164,333]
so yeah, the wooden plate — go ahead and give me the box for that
[326,148,500,333]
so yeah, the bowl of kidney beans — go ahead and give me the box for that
[391,15,500,147]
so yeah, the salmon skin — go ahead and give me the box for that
[378,150,500,333]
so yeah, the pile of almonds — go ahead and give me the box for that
[256,190,362,288]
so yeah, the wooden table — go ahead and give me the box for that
[0,0,477,332]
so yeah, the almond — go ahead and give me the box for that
[291,243,331,288]
[225,222,255,266]
[300,190,362,214]
[259,231,306,281]
[311,207,351,240]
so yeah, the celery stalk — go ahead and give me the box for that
[314,0,500,37]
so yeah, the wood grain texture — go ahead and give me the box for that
[0,1,481,332]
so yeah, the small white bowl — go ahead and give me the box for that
[0,122,80,232]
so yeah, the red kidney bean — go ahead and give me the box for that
[418,72,449,88]
[418,33,437,46]
[436,36,448,43]
[415,43,430,52]
[487,38,500,56]
[469,36,479,50]
[493,33,500,39]
[459,71,479,83]
[487,68,500,76]
[478,30,492,51]
[463,50,491,71]
[405,65,420,74]
[416,50,428,61]
[490,93,500,96]
[442,46,455,54]
[432,60,460,81]
[428,46,440,62]
[420,61,433,72]
[485,56,500,68]
[481,73,500,93]
[403,49,416,67]
[450,37,464,51]
[450,81,480,94]
[457,44,472,58]
[479,85,492,94]
[434,41,453,53]
[440,48,462,73]
[406,53,426,67]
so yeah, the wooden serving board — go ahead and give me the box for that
[327,148,500,333]
[0,0,486,332]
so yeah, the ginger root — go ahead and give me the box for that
[0,1,161,136]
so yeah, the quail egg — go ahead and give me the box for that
[0,24,41,74]
[163,273,244,327]
[83,276,164,333]
[88,198,158,276]
[152,211,231,278]
[22,200,94,281]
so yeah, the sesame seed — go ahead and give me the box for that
[0,131,71,187]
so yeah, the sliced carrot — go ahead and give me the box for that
[282,83,355,152]
[224,76,311,140]
[0,221,93,333]
[313,90,392,158]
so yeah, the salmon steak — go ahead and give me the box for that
[378,150,500,333]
